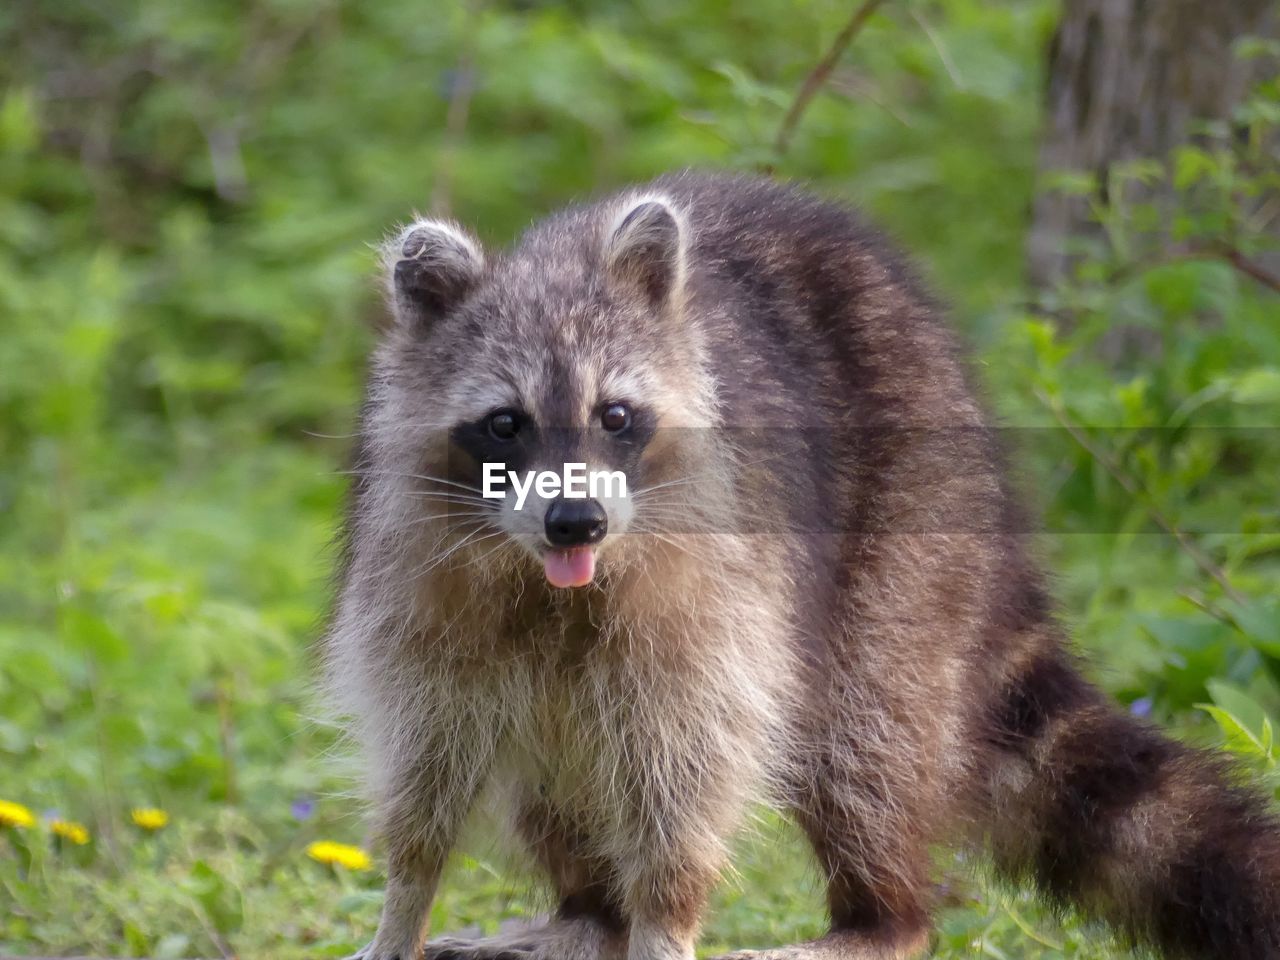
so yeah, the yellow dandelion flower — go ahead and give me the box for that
[306,840,372,871]
[50,818,90,845]
[0,800,35,829]
[130,808,169,831]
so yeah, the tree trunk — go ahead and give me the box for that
[1027,0,1278,287]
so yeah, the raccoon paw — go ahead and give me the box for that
[342,941,425,960]
[704,930,929,960]
[342,945,395,960]
[421,916,612,960]
[423,936,537,960]
[426,944,532,960]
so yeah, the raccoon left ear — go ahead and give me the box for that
[385,219,485,333]
[605,197,685,307]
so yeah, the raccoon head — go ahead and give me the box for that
[372,195,718,592]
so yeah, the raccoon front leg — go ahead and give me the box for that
[618,747,745,960]
[701,837,931,960]
[707,702,937,960]
[359,731,499,960]
[520,796,628,955]
[624,860,720,960]
[789,758,933,960]
[365,839,449,960]
[421,797,627,960]
[702,774,933,960]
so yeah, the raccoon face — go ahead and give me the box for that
[378,197,710,590]
[445,394,653,587]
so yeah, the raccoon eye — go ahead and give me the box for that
[600,403,631,433]
[487,409,521,441]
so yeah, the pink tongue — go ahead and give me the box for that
[543,547,596,588]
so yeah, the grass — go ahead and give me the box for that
[3,803,1130,959]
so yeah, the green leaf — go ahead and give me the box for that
[1227,368,1280,406]
[1198,681,1279,766]
[1206,679,1270,736]
[60,608,129,665]
[1196,704,1268,759]
[1219,599,1280,655]
[1172,146,1217,190]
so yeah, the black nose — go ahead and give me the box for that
[544,498,608,547]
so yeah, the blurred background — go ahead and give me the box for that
[1,1,1277,957]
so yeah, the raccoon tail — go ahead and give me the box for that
[983,644,1280,960]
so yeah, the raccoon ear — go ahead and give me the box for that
[605,198,685,307]
[385,219,485,332]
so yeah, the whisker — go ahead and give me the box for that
[406,512,496,527]
[405,492,496,506]
[630,477,714,499]
[404,525,490,574]
[400,473,487,495]
[419,530,508,576]
[624,527,714,559]
[630,454,786,500]
[629,505,728,527]
[459,537,518,572]
[625,525,725,553]
[334,469,486,496]
[627,521,725,538]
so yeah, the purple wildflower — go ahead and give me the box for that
[291,796,315,821]
[1130,696,1154,718]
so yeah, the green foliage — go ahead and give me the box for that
[1,0,1277,957]
[997,68,1280,747]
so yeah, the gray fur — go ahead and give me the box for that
[327,173,1280,960]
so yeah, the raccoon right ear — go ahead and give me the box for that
[384,219,485,332]
[605,197,685,308]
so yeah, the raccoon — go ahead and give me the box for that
[325,173,1280,960]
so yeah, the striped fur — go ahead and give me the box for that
[984,644,1280,958]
